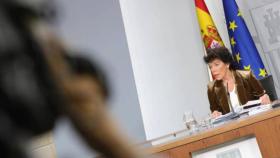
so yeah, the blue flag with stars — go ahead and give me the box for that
[222,0,267,79]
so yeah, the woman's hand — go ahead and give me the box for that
[259,94,271,105]
[211,110,222,119]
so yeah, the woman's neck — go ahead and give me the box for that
[222,70,235,85]
[222,70,235,92]
[223,70,235,92]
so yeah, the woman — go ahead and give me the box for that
[204,47,270,118]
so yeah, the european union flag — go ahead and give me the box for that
[223,0,267,79]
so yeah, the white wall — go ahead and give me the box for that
[119,0,211,140]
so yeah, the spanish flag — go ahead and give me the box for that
[195,0,224,49]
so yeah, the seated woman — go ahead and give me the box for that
[203,47,271,118]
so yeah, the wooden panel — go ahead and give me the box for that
[154,151,170,158]
[147,108,280,158]
[148,108,280,154]
[165,130,242,158]
[238,116,280,158]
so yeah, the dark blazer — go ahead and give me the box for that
[207,70,265,114]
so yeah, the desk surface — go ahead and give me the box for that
[147,107,280,154]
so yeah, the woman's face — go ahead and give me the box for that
[208,59,229,80]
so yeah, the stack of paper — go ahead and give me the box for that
[212,112,239,124]
[242,100,261,109]
[248,104,271,115]
[241,100,271,116]
[212,100,272,125]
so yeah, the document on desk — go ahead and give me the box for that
[248,104,271,116]
[243,100,261,109]
[239,99,271,116]
[212,100,271,124]
[212,112,239,124]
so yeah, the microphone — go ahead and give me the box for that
[226,82,235,113]
[212,82,240,125]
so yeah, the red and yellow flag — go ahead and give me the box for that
[195,0,224,49]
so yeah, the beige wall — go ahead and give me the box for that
[30,132,56,158]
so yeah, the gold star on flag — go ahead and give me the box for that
[231,37,236,47]
[259,68,267,77]
[244,65,251,70]
[235,53,241,63]
[237,9,242,17]
[229,21,238,32]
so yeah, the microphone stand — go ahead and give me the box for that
[212,82,240,124]
[226,82,239,118]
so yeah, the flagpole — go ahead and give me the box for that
[202,46,213,81]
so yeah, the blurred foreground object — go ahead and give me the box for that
[0,0,143,157]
